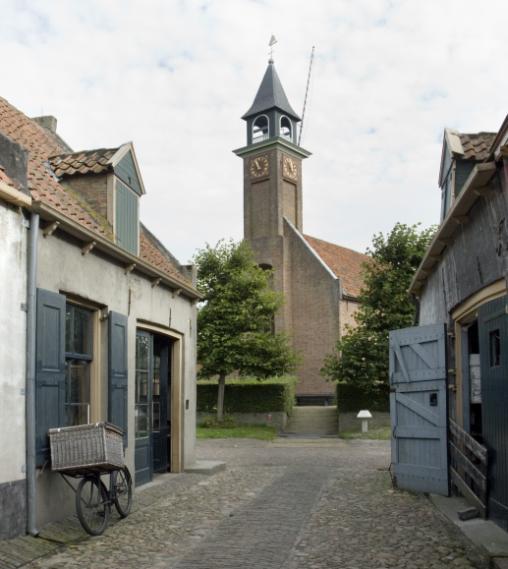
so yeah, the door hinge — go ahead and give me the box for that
[20,303,28,312]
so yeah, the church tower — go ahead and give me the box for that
[234,58,311,331]
[234,53,368,405]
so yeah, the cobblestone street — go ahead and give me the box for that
[24,438,488,569]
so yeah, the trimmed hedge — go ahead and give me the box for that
[336,384,389,413]
[197,376,297,415]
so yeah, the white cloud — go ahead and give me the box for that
[0,0,506,262]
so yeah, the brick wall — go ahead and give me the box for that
[284,220,340,397]
[62,173,109,219]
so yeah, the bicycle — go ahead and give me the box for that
[49,422,133,536]
[73,466,133,536]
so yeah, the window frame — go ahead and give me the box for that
[64,300,102,425]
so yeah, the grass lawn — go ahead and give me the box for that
[339,426,391,440]
[197,425,278,441]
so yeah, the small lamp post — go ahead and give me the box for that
[357,410,373,433]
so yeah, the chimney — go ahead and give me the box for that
[0,132,29,194]
[32,115,58,134]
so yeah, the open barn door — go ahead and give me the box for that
[389,323,449,495]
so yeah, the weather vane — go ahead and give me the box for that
[268,35,277,63]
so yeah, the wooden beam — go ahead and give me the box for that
[452,215,469,225]
[151,277,162,288]
[124,263,136,275]
[81,241,96,256]
[450,467,487,518]
[172,288,182,298]
[43,221,60,238]
[473,186,489,197]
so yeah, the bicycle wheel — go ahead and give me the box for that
[113,466,132,518]
[76,476,110,536]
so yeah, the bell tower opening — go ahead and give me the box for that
[280,116,292,141]
[252,115,269,143]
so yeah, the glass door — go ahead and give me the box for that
[135,331,152,486]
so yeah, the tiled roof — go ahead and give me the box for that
[304,235,369,298]
[0,96,193,289]
[457,132,496,161]
[50,148,118,177]
[0,97,111,237]
[140,224,191,288]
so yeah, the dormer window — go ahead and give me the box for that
[280,116,292,141]
[252,115,269,143]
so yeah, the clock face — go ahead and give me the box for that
[249,155,269,178]
[282,156,298,181]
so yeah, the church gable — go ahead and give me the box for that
[303,234,369,299]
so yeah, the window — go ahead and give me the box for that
[135,332,151,438]
[489,329,501,367]
[252,115,269,143]
[280,116,292,140]
[65,304,93,425]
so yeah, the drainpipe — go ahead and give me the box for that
[26,212,39,536]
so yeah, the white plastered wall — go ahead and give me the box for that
[0,205,27,484]
[35,231,197,525]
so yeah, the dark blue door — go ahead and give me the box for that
[479,295,508,529]
[152,337,171,473]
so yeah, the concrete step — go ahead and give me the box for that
[285,406,338,435]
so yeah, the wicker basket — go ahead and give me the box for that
[49,422,124,473]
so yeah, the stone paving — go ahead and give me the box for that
[19,438,489,569]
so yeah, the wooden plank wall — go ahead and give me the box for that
[419,170,507,325]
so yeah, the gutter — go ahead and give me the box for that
[32,201,202,301]
[410,162,497,296]
[26,212,39,536]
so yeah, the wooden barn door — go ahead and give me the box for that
[389,323,449,495]
[479,295,508,529]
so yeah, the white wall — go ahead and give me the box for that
[0,205,27,484]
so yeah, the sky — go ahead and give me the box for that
[0,0,507,263]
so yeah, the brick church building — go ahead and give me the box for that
[234,58,368,403]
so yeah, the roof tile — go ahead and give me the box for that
[49,148,118,177]
[304,235,369,298]
[457,132,496,161]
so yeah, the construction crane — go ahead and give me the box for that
[298,46,315,146]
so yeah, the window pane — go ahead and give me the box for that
[152,402,160,432]
[136,371,149,404]
[73,307,91,354]
[66,304,92,355]
[136,334,150,371]
[65,359,91,426]
[135,405,149,437]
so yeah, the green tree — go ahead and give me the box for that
[195,240,298,421]
[322,223,435,397]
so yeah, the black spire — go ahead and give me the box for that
[242,61,300,121]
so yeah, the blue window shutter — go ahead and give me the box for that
[36,289,66,466]
[108,311,128,446]
[115,181,139,255]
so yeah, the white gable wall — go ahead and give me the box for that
[0,204,28,538]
